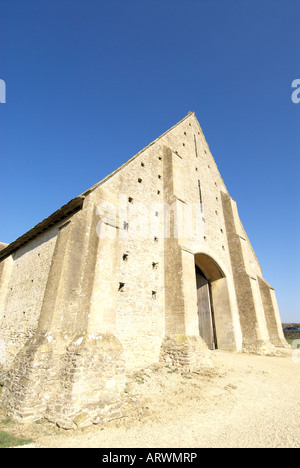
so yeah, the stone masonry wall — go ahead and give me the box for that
[88,141,166,369]
[0,228,58,370]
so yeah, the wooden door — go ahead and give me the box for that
[196,266,216,350]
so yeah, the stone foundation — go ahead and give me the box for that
[45,333,126,428]
[160,335,212,370]
[2,333,127,428]
[2,336,56,422]
[241,338,290,356]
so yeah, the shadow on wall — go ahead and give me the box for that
[11,229,58,261]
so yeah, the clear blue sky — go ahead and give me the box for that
[0,0,299,322]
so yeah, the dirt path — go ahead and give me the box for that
[4,350,300,448]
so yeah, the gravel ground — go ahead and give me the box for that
[3,351,300,448]
[3,349,300,448]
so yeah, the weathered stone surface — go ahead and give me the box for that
[56,419,77,430]
[0,112,287,427]
[160,335,212,370]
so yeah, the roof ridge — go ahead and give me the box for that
[81,112,195,196]
[0,112,196,254]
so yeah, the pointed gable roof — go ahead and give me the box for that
[0,112,196,260]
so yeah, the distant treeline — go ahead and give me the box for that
[282,323,300,340]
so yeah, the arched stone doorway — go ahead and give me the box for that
[195,253,236,351]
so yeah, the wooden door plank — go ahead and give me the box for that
[196,268,215,350]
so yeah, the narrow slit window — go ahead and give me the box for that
[194,135,198,158]
[198,180,203,213]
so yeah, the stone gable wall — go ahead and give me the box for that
[0,113,287,427]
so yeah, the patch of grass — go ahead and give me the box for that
[0,415,33,448]
[132,373,145,384]
[0,430,33,448]
[0,418,11,426]
[286,339,300,347]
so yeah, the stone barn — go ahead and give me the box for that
[0,112,287,427]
